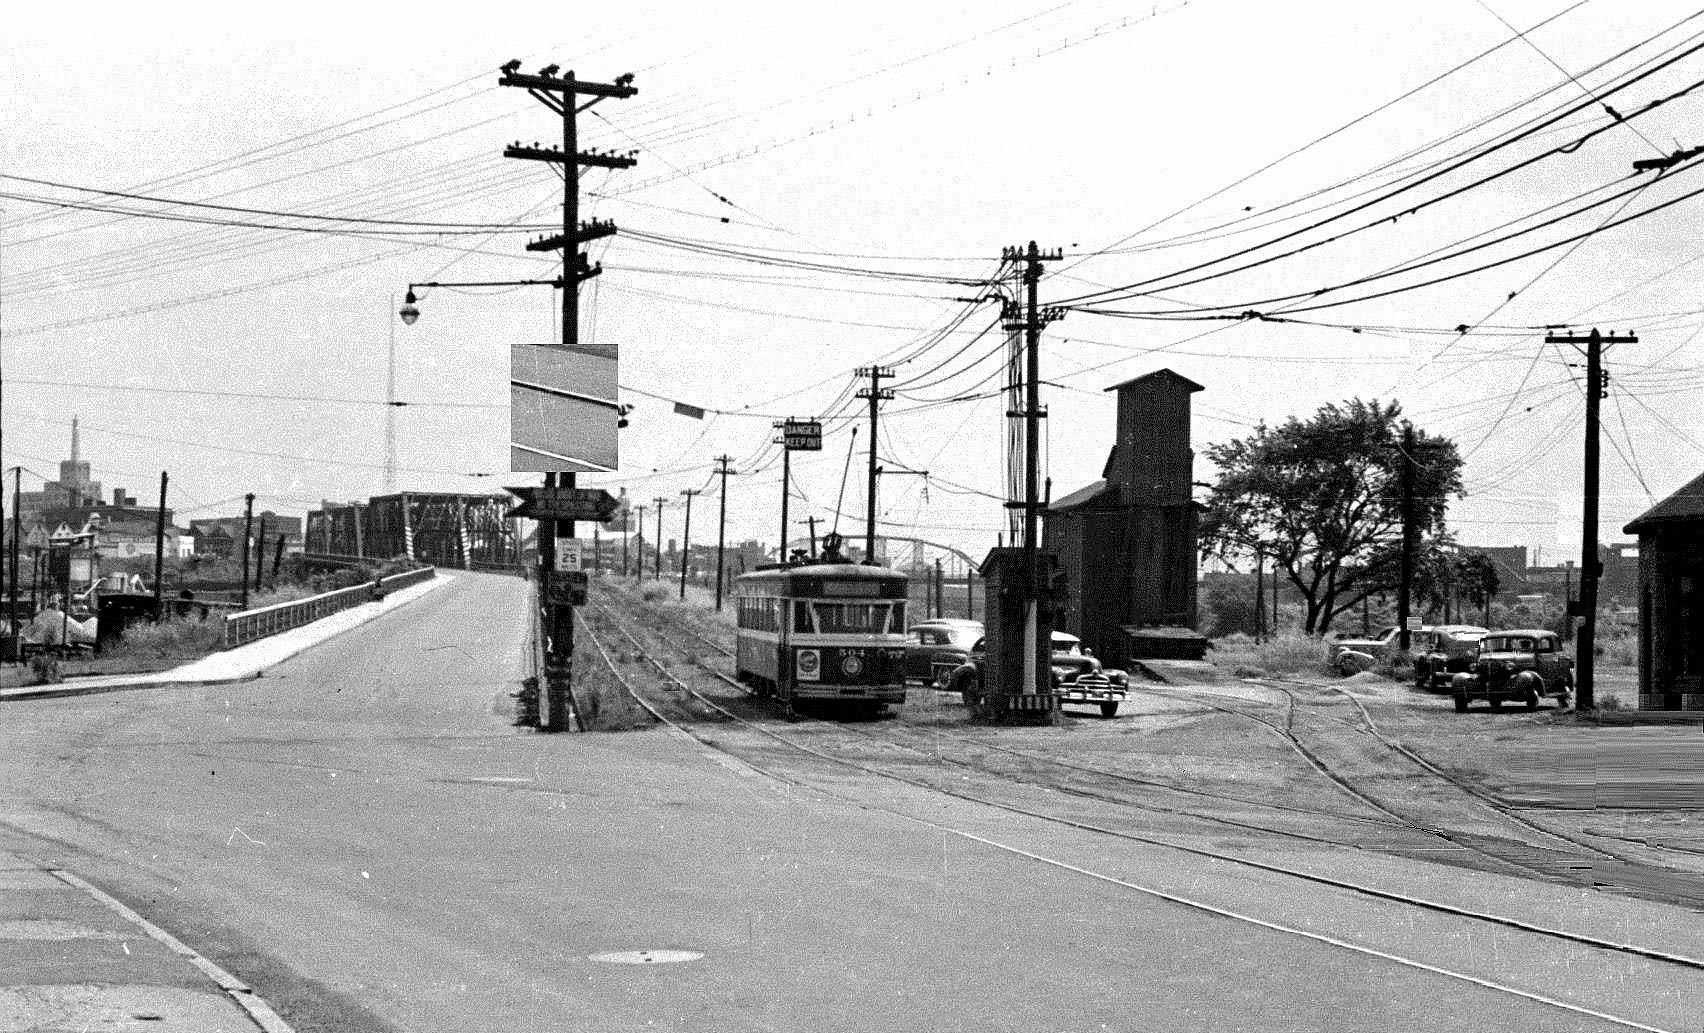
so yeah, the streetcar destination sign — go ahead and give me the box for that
[505,486,620,522]
[783,420,822,451]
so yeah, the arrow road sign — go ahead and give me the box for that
[505,486,620,522]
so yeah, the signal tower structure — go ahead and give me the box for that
[499,62,637,732]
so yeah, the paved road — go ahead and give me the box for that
[2,572,1698,1032]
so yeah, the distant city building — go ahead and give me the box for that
[189,511,303,558]
[15,418,105,524]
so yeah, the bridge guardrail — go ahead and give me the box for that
[221,566,436,649]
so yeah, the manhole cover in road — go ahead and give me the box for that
[589,950,703,965]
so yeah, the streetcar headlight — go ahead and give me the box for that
[841,654,864,676]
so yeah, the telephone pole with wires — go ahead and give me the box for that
[855,368,894,565]
[678,488,700,600]
[712,455,737,611]
[974,241,1063,723]
[1546,327,1638,712]
[499,61,637,732]
[652,497,667,580]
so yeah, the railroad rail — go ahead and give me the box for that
[582,600,1704,1032]
[599,580,1704,907]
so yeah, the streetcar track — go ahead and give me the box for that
[606,584,1704,904]
[580,603,1704,1026]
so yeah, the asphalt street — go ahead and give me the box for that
[1,571,1698,1032]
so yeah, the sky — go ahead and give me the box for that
[3,0,1703,568]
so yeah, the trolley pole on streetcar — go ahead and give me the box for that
[712,456,736,610]
[678,489,700,600]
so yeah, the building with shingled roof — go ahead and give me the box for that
[1624,470,1704,710]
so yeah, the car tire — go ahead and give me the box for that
[1100,702,1119,719]
[1488,696,1502,711]
[1453,693,1468,713]
[1524,686,1540,711]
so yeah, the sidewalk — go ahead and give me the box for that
[0,848,287,1032]
[0,574,450,703]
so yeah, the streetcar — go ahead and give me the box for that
[733,553,909,713]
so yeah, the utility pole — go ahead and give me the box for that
[652,497,667,580]
[621,507,630,578]
[1254,548,1266,643]
[240,493,255,610]
[997,241,1063,714]
[253,517,267,594]
[1397,422,1416,653]
[854,367,894,565]
[678,488,700,600]
[152,472,167,622]
[9,467,20,652]
[774,420,791,564]
[713,456,736,611]
[1563,560,1575,641]
[1546,327,1637,711]
[500,61,638,733]
[633,505,644,581]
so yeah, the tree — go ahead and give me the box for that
[1200,398,1463,636]
[1454,551,1501,626]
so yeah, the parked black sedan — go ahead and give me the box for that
[902,618,984,686]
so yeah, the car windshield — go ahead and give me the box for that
[1051,638,1081,655]
[1483,635,1534,652]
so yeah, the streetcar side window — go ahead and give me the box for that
[890,602,905,630]
[795,601,815,633]
[736,593,780,632]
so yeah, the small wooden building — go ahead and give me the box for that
[1044,368,1207,665]
[1624,471,1704,710]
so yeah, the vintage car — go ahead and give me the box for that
[1449,629,1574,712]
[1411,624,1489,691]
[902,618,984,686]
[948,631,1130,718]
[1329,625,1406,675]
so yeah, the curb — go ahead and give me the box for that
[0,671,262,702]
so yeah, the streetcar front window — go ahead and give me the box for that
[810,603,889,634]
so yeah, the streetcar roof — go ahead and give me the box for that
[735,562,906,585]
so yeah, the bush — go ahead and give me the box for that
[1211,630,1334,678]
[640,583,669,603]
[108,614,224,662]
[1599,635,1637,667]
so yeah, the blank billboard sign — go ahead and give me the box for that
[510,342,619,473]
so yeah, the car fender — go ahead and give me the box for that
[1510,669,1545,693]
[1337,648,1375,674]
[1450,671,1477,692]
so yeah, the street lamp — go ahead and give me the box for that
[395,278,565,326]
